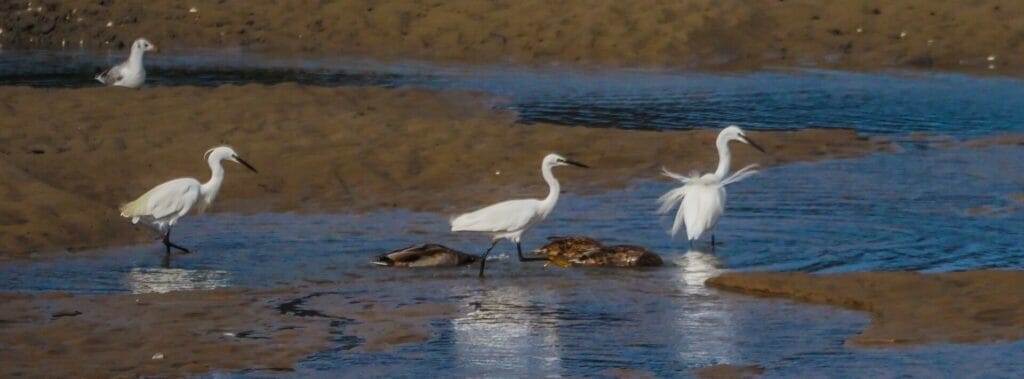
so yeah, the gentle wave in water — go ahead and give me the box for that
[3,50,1024,136]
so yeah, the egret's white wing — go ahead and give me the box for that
[120,178,201,222]
[451,199,541,234]
[659,169,714,237]
[681,183,725,241]
[721,164,759,186]
[661,167,701,184]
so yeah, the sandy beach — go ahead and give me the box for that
[0,85,887,259]
[1,1,1023,376]
[0,286,455,377]
[3,0,1023,73]
[707,271,1024,346]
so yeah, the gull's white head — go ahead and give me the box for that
[132,38,158,53]
[204,146,258,173]
[718,125,766,153]
[543,153,590,169]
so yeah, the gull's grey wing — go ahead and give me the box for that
[95,62,125,85]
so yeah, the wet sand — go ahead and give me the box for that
[707,271,1024,346]
[693,364,766,379]
[2,0,1023,73]
[0,286,455,377]
[0,85,886,259]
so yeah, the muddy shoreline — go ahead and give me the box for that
[0,84,888,260]
[707,271,1024,346]
[3,0,1023,74]
[0,285,455,377]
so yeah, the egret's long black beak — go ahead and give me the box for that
[564,159,590,168]
[233,155,259,173]
[743,136,767,153]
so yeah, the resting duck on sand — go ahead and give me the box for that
[95,38,157,88]
[533,236,664,267]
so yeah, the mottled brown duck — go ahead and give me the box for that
[533,236,663,267]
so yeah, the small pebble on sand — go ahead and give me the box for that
[189,7,198,13]
[987,55,997,62]
[152,353,164,360]
[106,21,113,27]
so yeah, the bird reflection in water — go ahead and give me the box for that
[125,267,230,294]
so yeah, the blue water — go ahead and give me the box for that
[1,145,1022,377]
[3,50,1024,137]
[2,50,1023,375]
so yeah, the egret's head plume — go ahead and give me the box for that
[718,125,765,153]
[544,153,589,169]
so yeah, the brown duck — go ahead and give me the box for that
[533,236,663,267]
[373,244,479,268]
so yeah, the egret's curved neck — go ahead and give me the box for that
[541,163,560,212]
[127,46,145,67]
[201,157,225,203]
[713,136,732,180]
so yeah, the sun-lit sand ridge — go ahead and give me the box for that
[0,85,886,259]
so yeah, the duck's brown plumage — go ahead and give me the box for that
[373,244,479,268]
[533,236,663,267]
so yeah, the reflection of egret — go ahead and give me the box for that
[451,153,588,277]
[671,249,738,363]
[658,126,764,249]
[126,267,230,294]
[451,285,563,376]
[677,250,723,289]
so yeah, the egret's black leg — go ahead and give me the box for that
[516,242,547,262]
[710,234,716,252]
[478,240,500,278]
[162,251,172,268]
[162,228,191,254]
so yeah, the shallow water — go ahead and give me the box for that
[2,145,1022,376]
[3,50,1024,137]
[3,50,1023,375]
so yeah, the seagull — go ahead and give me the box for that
[95,38,157,88]
[451,153,588,277]
[657,125,765,248]
[120,146,257,255]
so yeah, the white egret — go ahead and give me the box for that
[95,38,157,88]
[119,146,257,254]
[451,153,589,277]
[657,125,765,248]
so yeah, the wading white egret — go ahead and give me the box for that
[373,244,479,268]
[95,38,157,88]
[657,125,765,248]
[451,153,589,277]
[120,146,257,254]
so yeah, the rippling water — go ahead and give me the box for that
[1,145,1021,376]
[3,50,1024,136]
[3,50,1023,375]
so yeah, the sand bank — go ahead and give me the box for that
[0,286,455,377]
[707,271,1024,346]
[0,84,887,259]
[2,0,1022,73]
[693,364,766,379]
